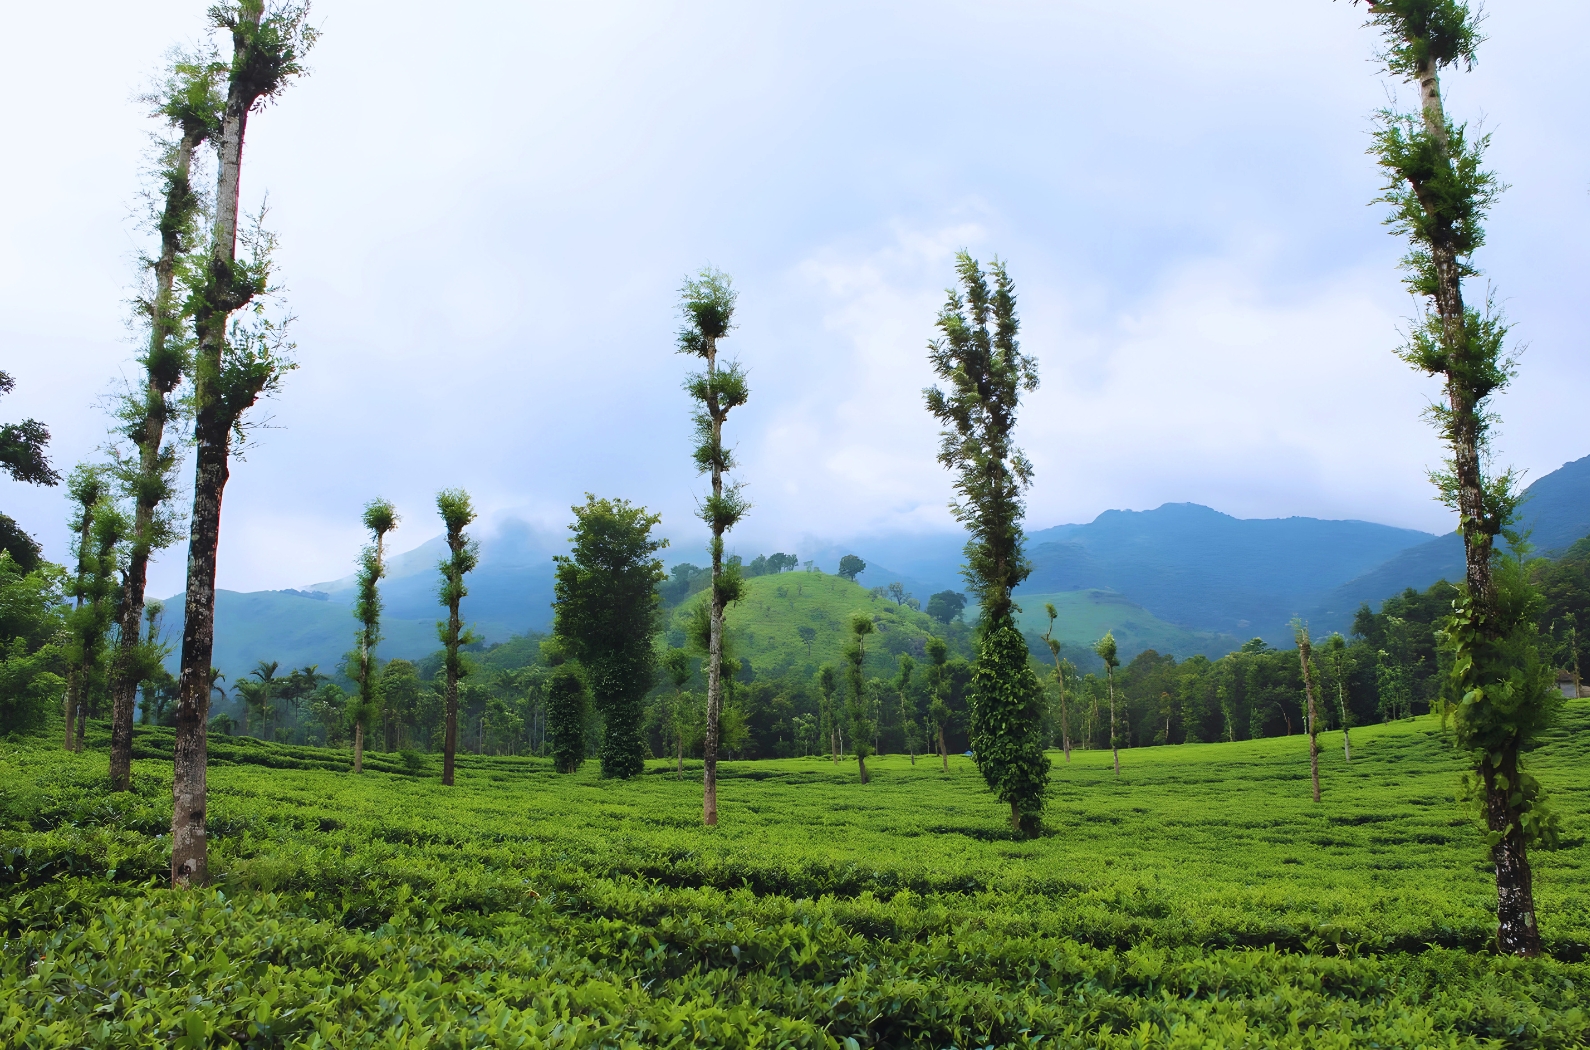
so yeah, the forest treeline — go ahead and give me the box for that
[25,537,1579,770]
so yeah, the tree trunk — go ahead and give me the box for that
[1061,694,1071,762]
[1108,671,1120,776]
[171,5,262,888]
[1412,52,1539,953]
[1484,747,1541,954]
[443,589,462,786]
[857,753,868,785]
[1298,636,1321,804]
[63,683,77,752]
[939,725,948,772]
[702,335,725,827]
[171,436,228,888]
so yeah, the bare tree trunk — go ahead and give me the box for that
[1298,632,1321,804]
[939,725,948,772]
[857,753,868,785]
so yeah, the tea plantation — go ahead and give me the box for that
[2,704,1587,1048]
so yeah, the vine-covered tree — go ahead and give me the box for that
[170,0,314,890]
[544,641,587,774]
[1356,0,1559,955]
[108,54,225,793]
[1323,633,1354,761]
[436,489,479,787]
[677,268,747,825]
[1095,632,1121,776]
[924,252,1047,835]
[845,614,876,783]
[350,498,398,774]
[552,495,667,779]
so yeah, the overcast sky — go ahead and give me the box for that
[3,1,1586,597]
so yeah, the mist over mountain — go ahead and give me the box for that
[166,453,1590,682]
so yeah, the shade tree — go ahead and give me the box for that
[552,494,667,780]
[436,489,479,786]
[677,268,747,825]
[1355,0,1557,955]
[170,0,314,890]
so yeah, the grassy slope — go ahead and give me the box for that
[1012,589,1243,663]
[671,571,976,679]
[2,704,1587,1046]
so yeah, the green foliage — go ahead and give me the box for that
[844,615,875,774]
[925,589,966,624]
[0,371,60,489]
[0,553,66,734]
[553,495,667,779]
[837,554,865,582]
[7,706,1586,1045]
[545,665,588,775]
[350,499,399,739]
[434,488,479,679]
[923,252,1038,628]
[969,622,1049,834]
[1442,549,1564,848]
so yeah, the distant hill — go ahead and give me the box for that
[169,453,1590,681]
[1018,504,1435,644]
[1303,453,1590,635]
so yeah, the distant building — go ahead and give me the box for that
[1555,671,1587,699]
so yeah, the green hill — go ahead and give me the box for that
[3,704,1585,1044]
[669,571,975,679]
[1011,589,1242,664]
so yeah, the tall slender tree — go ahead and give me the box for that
[62,467,105,751]
[1356,0,1558,955]
[1324,633,1354,762]
[1095,632,1121,777]
[660,647,692,777]
[1041,603,1073,762]
[66,488,129,754]
[436,489,479,787]
[895,654,916,764]
[171,0,313,888]
[350,498,397,774]
[925,636,951,772]
[845,614,876,784]
[818,664,839,763]
[677,268,748,826]
[925,252,1047,835]
[1295,621,1322,804]
[108,54,225,793]
[552,495,667,779]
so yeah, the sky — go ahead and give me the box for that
[2,1,1587,598]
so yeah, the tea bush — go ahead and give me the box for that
[2,703,1587,1047]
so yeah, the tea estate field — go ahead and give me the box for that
[2,705,1588,1048]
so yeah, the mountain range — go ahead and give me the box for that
[162,453,1590,682]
